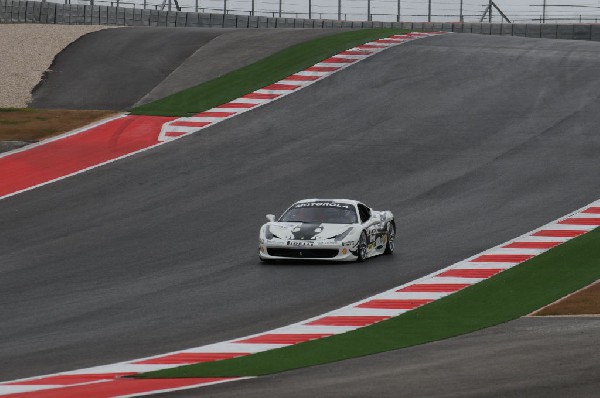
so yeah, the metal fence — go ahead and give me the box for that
[18,0,600,24]
[0,0,381,26]
[1,0,600,43]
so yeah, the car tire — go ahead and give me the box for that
[357,231,368,262]
[384,222,395,255]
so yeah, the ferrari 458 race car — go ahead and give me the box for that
[258,199,395,262]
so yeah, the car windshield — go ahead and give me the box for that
[280,203,358,224]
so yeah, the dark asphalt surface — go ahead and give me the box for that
[158,317,600,398]
[2,34,600,384]
[30,28,342,110]
[135,29,347,107]
[30,28,219,110]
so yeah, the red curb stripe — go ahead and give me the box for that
[582,207,600,214]
[503,241,561,249]
[397,283,471,292]
[236,333,332,344]
[169,121,211,128]
[133,352,248,365]
[194,111,235,118]
[306,316,390,326]
[357,44,385,49]
[0,115,173,198]
[438,269,504,278]
[339,50,372,55]
[357,299,433,309]
[305,66,340,72]
[322,57,357,63]
[3,378,231,398]
[242,93,281,99]
[6,374,134,386]
[471,254,534,263]
[283,74,321,81]
[262,83,301,91]
[559,217,600,225]
[374,39,400,43]
[533,229,587,237]
[216,103,257,109]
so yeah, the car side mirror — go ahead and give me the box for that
[266,214,276,222]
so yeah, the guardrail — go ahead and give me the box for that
[428,21,600,41]
[1,0,599,42]
[0,0,390,28]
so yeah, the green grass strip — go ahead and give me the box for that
[138,226,600,378]
[130,29,408,117]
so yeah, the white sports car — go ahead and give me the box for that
[258,199,395,262]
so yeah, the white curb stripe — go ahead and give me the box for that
[184,343,288,353]
[293,71,330,77]
[0,385,63,394]
[454,262,516,269]
[377,291,450,300]
[330,308,409,317]
[271,325,358,334]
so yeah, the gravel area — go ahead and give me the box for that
[0,24,114,108]
[0,140,33,153]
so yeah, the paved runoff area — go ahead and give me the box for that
[0,24,111,108]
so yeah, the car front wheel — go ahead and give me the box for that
[384,222,395,254]
[357,231,368,262]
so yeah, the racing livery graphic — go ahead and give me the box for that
[258,199,395,262]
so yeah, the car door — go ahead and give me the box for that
[358,203,380,253]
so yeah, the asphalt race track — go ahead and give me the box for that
[29,27,343,110]
[2,33,600,390]
[157,317,600,398]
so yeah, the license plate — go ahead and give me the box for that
[287,241,314,247]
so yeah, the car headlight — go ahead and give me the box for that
[334,227,354,242]
[265,225,281,240]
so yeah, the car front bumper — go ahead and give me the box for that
[259,240,358,262]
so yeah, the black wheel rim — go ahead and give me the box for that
[359,234,367,259]
[388,224,395,252]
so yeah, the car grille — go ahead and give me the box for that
[267,248,339,259]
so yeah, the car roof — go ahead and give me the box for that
[294,199,361,206]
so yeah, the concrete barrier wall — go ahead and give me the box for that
[1,0,599,42]
[413,20,600,42]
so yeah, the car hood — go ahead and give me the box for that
[268,222,353,241]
